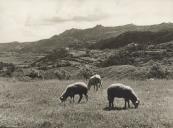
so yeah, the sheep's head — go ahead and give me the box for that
[60,88,69,102]
[131,97,140,108]
[59,96,66,102]
[59,93,67,102]
[134,99,140,108]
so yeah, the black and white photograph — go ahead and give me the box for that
[0,0,173,127]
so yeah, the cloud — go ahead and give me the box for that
[45,13,110,23]
[0,0,173,43]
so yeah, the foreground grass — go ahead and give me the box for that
[0,78,173,128]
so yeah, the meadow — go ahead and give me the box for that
[0,78,173,128]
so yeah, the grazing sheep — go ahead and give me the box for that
[88,74,102,91]
[60,82,88,103]
[107,83,140,109]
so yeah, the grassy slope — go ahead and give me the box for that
[0,78,173,128]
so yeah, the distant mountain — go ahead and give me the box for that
[20,24,139,53]
[1,22,173,53]
[92,30,173,49]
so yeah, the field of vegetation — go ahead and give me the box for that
[0,78,172,128]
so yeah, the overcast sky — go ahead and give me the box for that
[0,0,173,43]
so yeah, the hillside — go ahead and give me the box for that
[1,23,172,53]
[92,30,173,49]
[0,42,25,52]
[0,23,173,80]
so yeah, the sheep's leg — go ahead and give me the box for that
[99,83,101,88]
[99,81,102,88]
[98,83,100,88]
[85,93,88,102]
[69,96,73,103]
[124,99,127,109]
[127,100,130,108]
[109,98,114,108]
[78,94,83,103]
[100,82,102,88]
[96,84,98,91]
[88,85,91,91]
[108,96,113,108]
[112,98,114,108]
[72,95,75,103]
[109,100,112,108]
[95,85,97,91]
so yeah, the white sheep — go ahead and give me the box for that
[107,83,140,109]
[60,82,88,103]
[88,74,102,91]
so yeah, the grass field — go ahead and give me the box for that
[0,78,173,128]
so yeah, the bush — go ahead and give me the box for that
[148,63,168,79]
[100,49,134,67]
[54,69,70,80]
[55,60,71,67]
[6,64,15,77]
[79,66,94,80]
[0,62,16,77]
[49,48,69,60]
[26,69,44,79]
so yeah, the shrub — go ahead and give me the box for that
[0,62,16,77]
[50,48,69,59]
[79,66,94,80]
[100,49,134,67]
[26,69,44,79]
[148,63,168,79]
[55,60,71,67]
[54,69,70,80]
[6,64,15,77]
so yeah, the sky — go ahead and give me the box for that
[0,0,173,43]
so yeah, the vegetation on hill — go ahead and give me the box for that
[0,23,173,80]
[92,30,173,49]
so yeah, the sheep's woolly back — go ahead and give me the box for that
[73,82,88,88]
[108,83,138,99]
[108,83,132,90]
[90,74,101,79]
[68,82,87,88]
